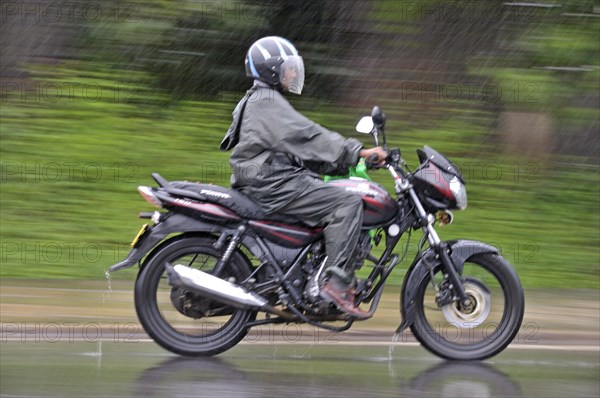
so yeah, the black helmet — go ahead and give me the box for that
[245,36,305,95]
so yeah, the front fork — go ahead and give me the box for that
[388,165,469,306]
[432,242,470,306]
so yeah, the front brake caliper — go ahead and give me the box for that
[435,279,454,307]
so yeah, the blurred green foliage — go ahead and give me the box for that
[1,1,598,288]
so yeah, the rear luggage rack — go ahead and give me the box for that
[151,173,205,201]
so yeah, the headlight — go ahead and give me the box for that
[449,176,467,210]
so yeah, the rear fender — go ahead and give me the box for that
[397,240,498,332]
[108,213,222,272]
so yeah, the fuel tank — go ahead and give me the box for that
[327,179,398,227]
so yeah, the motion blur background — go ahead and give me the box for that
[1,0,598,290]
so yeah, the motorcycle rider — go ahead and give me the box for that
[221,36,387,318]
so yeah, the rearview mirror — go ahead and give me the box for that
[356,116,374,134]
[371,106,386,127]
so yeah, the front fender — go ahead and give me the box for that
[397,240,498,333]
[108,213,220,272]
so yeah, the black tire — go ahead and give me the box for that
[410,253,524,360]
[135,235,257,356]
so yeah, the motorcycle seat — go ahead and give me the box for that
[167,181,305,225]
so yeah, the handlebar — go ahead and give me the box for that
[365,153,382,169]
[362,147,409,181]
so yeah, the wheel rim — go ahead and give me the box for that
[410,253,524,360]
[417,260,510,348]
[153,250,243,339]
[136,237,257,355]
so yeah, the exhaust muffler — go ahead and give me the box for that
[166,263,277,312]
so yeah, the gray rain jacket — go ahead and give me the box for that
[220,83,363,213]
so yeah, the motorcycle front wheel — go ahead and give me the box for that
[134,235,256,356]
[410,253,524,360]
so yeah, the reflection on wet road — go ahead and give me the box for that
[1,341,598,397]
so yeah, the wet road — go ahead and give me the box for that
[1,339,598,397]
[1,282,598,397]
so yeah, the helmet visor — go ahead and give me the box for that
[280,55,305,95]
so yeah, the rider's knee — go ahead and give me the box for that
[341,194,363,212]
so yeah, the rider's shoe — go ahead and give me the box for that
[320,274,370,319]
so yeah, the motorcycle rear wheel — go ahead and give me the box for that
[410,253,524,360]
[134,235,256,356]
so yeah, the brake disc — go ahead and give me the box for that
[442,278,491,327]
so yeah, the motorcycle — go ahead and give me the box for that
[108,106,524,360]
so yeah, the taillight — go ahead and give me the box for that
[138,186,162,208]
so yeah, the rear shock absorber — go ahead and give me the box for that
[211,225,246,277]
